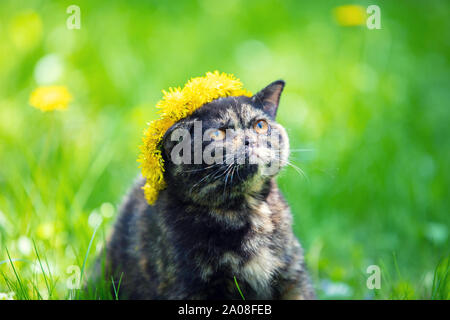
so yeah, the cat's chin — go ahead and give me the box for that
[185,164,270,206]
[222,163,277,196]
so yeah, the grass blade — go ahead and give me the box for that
[233,276,245,300]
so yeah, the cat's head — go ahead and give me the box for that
[161,80,289,207]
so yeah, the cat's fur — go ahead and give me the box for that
[92,80,315,299]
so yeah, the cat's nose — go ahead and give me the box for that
[244,137,254,147]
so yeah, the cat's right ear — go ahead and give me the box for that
[252,80,285,119]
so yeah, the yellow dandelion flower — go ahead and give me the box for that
[138,71,251,205]
[29,85,72,111]
[334,5,366,27]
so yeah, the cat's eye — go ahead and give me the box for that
[254,119,269,134]
[209,129,226,141]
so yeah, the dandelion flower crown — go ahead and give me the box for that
[138,71,252,205]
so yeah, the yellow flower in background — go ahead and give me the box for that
[138,71,251,205]
[29,85,72,111]
[334,5,366,26]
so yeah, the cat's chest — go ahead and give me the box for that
[218,246,280,298]
[197,203,280,297]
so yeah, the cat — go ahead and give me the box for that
[91,80,315,299]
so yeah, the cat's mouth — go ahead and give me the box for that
[184,149,279,197]
[200,163,259,191]
[213,148,276,186]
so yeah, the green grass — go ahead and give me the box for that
[234,276,246,300]
[0,0,449,299]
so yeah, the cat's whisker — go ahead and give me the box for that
[229,165,236,188]
[236,165,243,182]
[192,167,223,190]
[190,154,236,190]
[184,163,221,173]
[222,164,234,197]
[209,166,228,184]
[272,155,309,181]
[289,148,315,152]
[223,164,234,183]
[206,165,230,190]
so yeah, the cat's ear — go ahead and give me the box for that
[252,80,285,119]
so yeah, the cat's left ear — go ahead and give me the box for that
[252,80,285,119]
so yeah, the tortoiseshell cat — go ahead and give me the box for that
[93,80,315,299]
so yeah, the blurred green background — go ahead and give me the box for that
[0,0,448,299]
